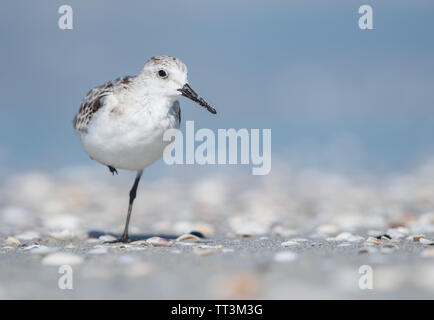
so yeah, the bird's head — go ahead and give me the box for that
[140,56,216,114]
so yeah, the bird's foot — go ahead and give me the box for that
[103,235,130,244]
[107,166,118,175]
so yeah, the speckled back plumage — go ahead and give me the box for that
[73,76,134,133]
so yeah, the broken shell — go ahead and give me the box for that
[281,241,300,247]
[419,238,434,245]
[15,231,40,241]
[193,247,217,256]
[410,234,426,242]
[30,245,55,255]
[337,243,352,247]
[22,244,40,250]
[42,253,84,266]
[145,236,172,247]
[98,235,117,242]
[176,234,202,242]
[335,232,364,242]
[5,236,20,246]
[49,229,74,241]
[366,237,382,245]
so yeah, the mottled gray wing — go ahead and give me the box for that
[73,76,133,133]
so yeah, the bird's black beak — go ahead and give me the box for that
[177,83,216,114]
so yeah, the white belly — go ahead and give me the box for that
[80,100,180,171]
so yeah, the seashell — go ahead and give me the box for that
[337,243,352,247]
[290,238,309,242]
[42,253,84,266]
[98,235,117,242]
[410,234,426,242]
[30,245,55,255]
[49,229,74,241]
[22,244,40,250]
[193,247,217,256]
[382,244,397,249]
[145,236,172,247]
[335,232,364,242]
[5,236,20,246]
[365,237,382,245]
[15,231,40,241]
[176,234,201,242]
[281,241,300,247]
[274,251,298,263]
[419,238,434,245]
[196,244,222,249]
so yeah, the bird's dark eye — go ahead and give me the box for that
[158,70,168,78]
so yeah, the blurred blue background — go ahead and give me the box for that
[1,0,434,176]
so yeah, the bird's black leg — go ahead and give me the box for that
[108,166,118,175]
[105,170,143,243]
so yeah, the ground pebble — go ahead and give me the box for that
[366,237,382,245]
[419,238,434,245]
[146,236,172,247]
[49,229,74,241]
[5,236,20,246]
[176,234,201,242]
[281,240,300,247]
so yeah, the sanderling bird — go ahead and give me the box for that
[73,56,216,243]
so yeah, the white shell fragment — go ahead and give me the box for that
[5,236,20,246]
[15,231,40,241]
[145,236,172,247]
[409,234,426,242]
[419,238,434,245]
[176,234,202,242]
[42,253,84,266]
[193,247,217,256]
[365,237,382,245]
[98,235,117,242]
[281,241,300,247]
[49,229,74,241]
[328,232,364,242]
[30,245,56,255]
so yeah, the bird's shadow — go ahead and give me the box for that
[87,229,205,241]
